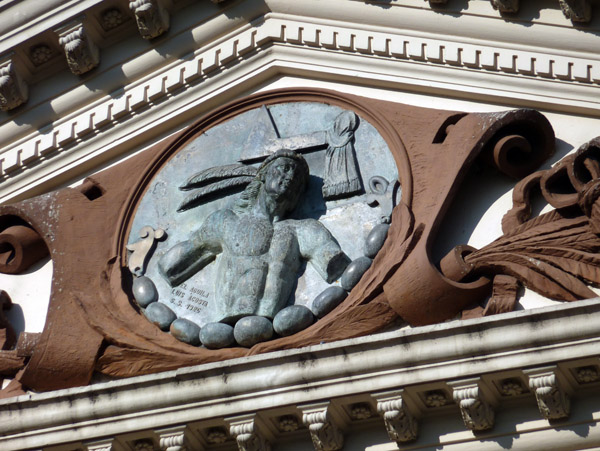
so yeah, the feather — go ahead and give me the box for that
[177,176,254,212]
[180,164,257,191]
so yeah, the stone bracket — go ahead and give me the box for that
[299,401,345,451]
[490,0,519,13]
[559,0,592,23]
[0,53,28,111]
[226,413,271,451]
[56,18,100,75]
[157,425,202,451]
[129,0,170,40]
[525,366,572,421]
[84,438,126,451]
[373,390,419,444]
[449,378,496,431]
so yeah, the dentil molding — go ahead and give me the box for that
[0,12,599,204]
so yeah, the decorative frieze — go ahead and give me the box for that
[374,391,418,444]
[300,402,345,451]
[525,367,571,421]
[56,19,100,75]
[1,15,600,190]
[450,379,495,431]
[0,54,28,111]
[559,0,592,23]
[129,0,170,40]
[227,414,271,451]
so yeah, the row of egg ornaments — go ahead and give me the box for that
[131,222,390,349]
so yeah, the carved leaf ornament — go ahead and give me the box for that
[0,88,598,395]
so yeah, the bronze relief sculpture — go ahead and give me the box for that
[1,88,599,396]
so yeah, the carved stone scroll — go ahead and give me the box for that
[374,390,418,444]
[56,18,100,75]
[559,0,592,23]
[227,414,271,451]
[525,367,571,421]
[450,379,495,431]
[299,402,344,451]
[129,0,170,40]
[0,225,48,274]
[0,54,28,111]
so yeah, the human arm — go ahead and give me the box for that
[296,219,350,283]
[158,210,225,286]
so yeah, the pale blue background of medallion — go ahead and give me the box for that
[128,102,399,326]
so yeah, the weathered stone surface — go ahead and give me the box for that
[170,318,201,346]
[273,305,314,336]
[312,286,348,319]
[341,256,372,291]
[234,316,273,347]
[132,276,158,307]
[365,223,390,258]
[200,322,235,349]
[144,302,176,330]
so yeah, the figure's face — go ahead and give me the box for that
[263,157,304,203]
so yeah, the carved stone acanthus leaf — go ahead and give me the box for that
[56,19,100,75]
[375,394,418,443]
[527,369,571,420]
[559,0,592,23]
[129,0,170,40]
[490,0,519,13]
[301,403,344,451]
[452,383,495,431]
[0,54,28,111]
[228,415,271,451]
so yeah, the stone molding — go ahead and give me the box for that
[1,13,600,204]
[490,0,519,13]
[3,299,600,450]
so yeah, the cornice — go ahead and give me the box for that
[1,298,600,450]
[0,6,599,203]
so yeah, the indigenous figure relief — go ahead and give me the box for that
[126,101,397,348]
[159,150,350,324]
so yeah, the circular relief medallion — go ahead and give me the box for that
[127,101,399,347]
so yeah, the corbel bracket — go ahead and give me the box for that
[450,378,495,431]
[559,0,592,23]
[129,0,170,40]
[0,53,28,111]
[299,402,345,451]
[374,390,419,444]
[490,0,519,13]
[525,366,572,420]
[226,414,271,451]
[56,18,100,75]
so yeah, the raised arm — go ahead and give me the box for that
[296,219,350,283]
[158,210,226,286]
